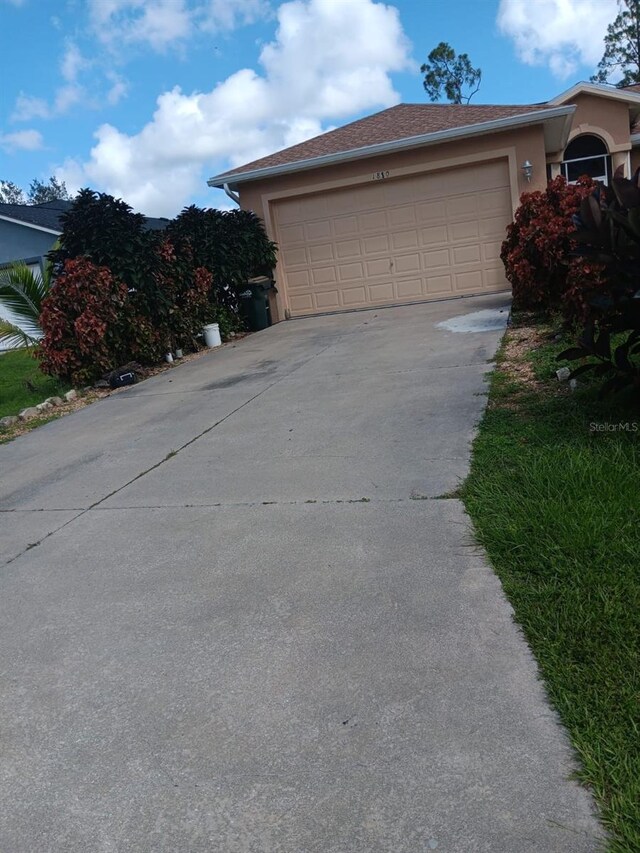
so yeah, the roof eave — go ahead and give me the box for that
[549,81,640,106]
[208,105,576,189]
[0,214,61,235]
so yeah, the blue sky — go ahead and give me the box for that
[0,0,619,216]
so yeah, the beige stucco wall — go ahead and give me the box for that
[565,93,632,152]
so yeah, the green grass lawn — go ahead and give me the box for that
[462,316,640,852]
[0,349,70,419]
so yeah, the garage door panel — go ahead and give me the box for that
[455,271,483,291]
[288,270,311,289]
[447,196,478,218]
[359,211,388,232]
[368,282,395,301]
[280,223,305,243]
[452,244,482,265]
[391,230,419,250]
[308,243,334,262]
[306,220,332,240]
[274,160,511,316]
[397,278,423,298]
[336,239,361,259]
[388,206,417,227]
[366,258,392,277]
[289,293,314,312]
[421,225,448,247]
[481,216,510,237]
[316,290,341,309]
[449,220,480,241]
[312,266,337,285]
[341,286,367,306]
[363,235,390,254]
[427,274,454,294]
[424,248,450,269]
[338,262,365,282]
[334,216,359,236]
[416,201,443,223]
[480,188,511,213]
[485,267,507,287]
[282,247,307,266]
[484,240,503,261]
[394,253,421,274]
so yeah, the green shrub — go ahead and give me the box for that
[42,192,278,381]
[167,206,277,310]
[558,168,640,396]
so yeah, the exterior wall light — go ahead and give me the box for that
[522,160,533,182]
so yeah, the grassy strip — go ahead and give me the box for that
[0,349,70,419]
[462,316,640,852]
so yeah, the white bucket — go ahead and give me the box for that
[203,323,222,348]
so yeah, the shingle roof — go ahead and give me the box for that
[215,103,552,180]
[0,199,169,232]
[0,199,73,231]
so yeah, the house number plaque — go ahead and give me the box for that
[371,170,390,180]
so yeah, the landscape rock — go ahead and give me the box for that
[64,390,78,402]
[556,367,571,382]
[93,380,110,389]
[36,401,53,413]
[0,415,18,427]
[45,396,64,407]
[19,407,40,421]
[82,386,93,394]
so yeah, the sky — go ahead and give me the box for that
[0,0,621,217]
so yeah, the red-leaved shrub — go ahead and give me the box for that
[501,176,599,315]
[38,258,129,384]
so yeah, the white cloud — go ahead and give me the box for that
[497,0,618,79]
[0,129,44,152]
[11,41,87,121]
[87,0,271,51]
[89,0,195,51]
[57,0,411,217]
[11,94,50,122]
[106,72,129,105]
[199,0,271,32]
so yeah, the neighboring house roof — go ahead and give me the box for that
[0,200,73,233]
[143,216,171,231]
[0,199,169,235]
[210,103,572,187]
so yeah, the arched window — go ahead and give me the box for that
[561,134,612,184]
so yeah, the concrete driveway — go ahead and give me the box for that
[0,293,601,852]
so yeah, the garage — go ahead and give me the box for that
[272,160,512,317]
[209,101,575,322]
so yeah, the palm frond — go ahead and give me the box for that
[0,318,37,349]
[0,262,50,341]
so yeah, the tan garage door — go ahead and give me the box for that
[274,159,512,317]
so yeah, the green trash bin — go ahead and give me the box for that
[240,276,272,331]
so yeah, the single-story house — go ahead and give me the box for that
[208,81,640,322]
[0,200,73,279]
[0,199,170,276]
